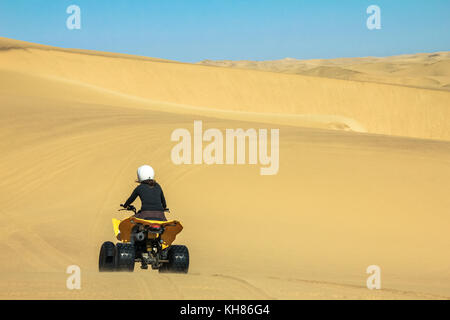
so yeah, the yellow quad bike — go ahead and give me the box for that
[98,205,189,273]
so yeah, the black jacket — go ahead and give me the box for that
[123,182,167,212]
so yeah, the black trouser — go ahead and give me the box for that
[135,210,167,221]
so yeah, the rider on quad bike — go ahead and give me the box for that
[98,165,189,273]
[121,165,168,221]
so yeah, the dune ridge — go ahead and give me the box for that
[198,52,450,92]
[1,37,449,141]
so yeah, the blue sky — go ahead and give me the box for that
[0,0,449,62]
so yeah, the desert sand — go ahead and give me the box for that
[0,37,449,299]
[198,52,450,92]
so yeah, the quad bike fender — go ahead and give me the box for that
[112,218,121,238]
[160,221,183,249]
[113,217,183,249]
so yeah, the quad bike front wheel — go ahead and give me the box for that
[159,245,189,274]
[99,241,116,272]
[115,243,135,272]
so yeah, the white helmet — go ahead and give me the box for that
[137,165,155,182]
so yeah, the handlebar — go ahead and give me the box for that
[119,204,170,214]
[119,204,137,214]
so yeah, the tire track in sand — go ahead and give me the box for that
[267,276,450,300]
[211,273,275,299]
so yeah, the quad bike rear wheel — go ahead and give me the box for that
[115,243,135,272]
[159,245,189,274]
[99,241,116,272]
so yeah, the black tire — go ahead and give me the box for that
[115,243,135,272]
[99,241,116,272]
[159,245,189,274]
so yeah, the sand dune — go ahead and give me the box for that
[198,51,450,92]
[0,38,449,299]
[1,37,450,140]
